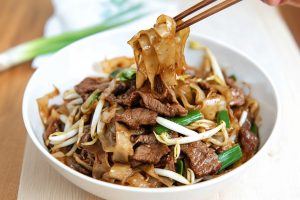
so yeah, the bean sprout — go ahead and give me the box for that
[154,121,226,146]
[154,168,190,185]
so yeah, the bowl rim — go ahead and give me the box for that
[22,28,280,193]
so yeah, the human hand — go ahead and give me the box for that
[263,0,300,6]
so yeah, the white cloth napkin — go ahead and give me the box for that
[32,0,178,68]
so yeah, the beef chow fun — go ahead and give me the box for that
[37,14,260,187]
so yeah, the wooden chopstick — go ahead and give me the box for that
[174,0,216,21]
[175,0,241,32]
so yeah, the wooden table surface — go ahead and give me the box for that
[0,0,299,199]
[0,0,52,199]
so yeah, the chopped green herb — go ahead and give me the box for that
[176,160,184,175]
[218,144,242,171]
[229,74,237,81]
[155,110,203,135]
[110,68,123,78]
[250,122,258,135]
[217,110,231,128]
[87,92,100,109]
[117,68,136,81]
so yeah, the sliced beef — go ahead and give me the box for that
[181,141,221,177]
[134,133,158,145]
[105,80,140,107]
[113,81,129,95]
[165,154,175,171]
[239,119,259,157]
[155,154,175,171]
[129,159,143,168]
[115,108,157,129]
[115,88,140,107]
[65,156,91,175]
[79,126,91,144]
[80,149,95,164]
[229,86,245,106]
[75,77,110,100]
[152,76,178,103]
[44,118,62,141]
[226,77,245,107]
[139,92,187,117]
[132,143,170,164]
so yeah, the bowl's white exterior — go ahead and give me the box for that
[22,28,279,200]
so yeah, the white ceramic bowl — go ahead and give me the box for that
[22,28,279,200]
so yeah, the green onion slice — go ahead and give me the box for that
[217,110,231,128]
[218,144,242,171]
[154,110,203,135]
[176,160,184,175]
[110,68,136,81]
[250,122,258,135]
[229,74,237,81]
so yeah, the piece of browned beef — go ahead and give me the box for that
[155,154,175,171]
[226,77,245,107]
[65,156,91,175]
[44,118,62,141]
[239,119,259,157]
[230,86,245,106]
[154,76,178,103]
[139,92,187,117]
[132,143,170,164]
[134,133,158,145]
[115,88,140,107]
[105,80,140,107]
[79,126,91,144]
[181,141,221,177]
[75,77,111,100]
[115,108,157,129]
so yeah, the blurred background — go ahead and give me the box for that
[0,0,299,199]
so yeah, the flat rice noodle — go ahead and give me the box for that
[101,56,135,73]
[190,83,206,104]
[112,122,134,163]
[176,81,194,103]
[109,163,134,183]
[126,172,151,187]
[101,103,117,123]
[210,84,232,102]
[101,80,116,99]
[142,165,173,187]
[139,33,159,89]
[87,140,110,179]
[128,14,190,89]
[93,152,111,179]
[37,87,60,125]
[102,172,115,183]
[99,122,116,152]
[201,93,227,120]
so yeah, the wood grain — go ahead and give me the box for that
[18,139,100,200]
[0,0,52,199]
[280,6,300,47]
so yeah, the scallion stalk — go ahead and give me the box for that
[87,93,100,109]
[155,110,203,135]
[110,69,123,78]
[0,3,147,71]
[250,122,258,135]
[218,144,242,171]
[176,160,184,175]
[229,74,237,81]
[217,110,231,128]
[110,68,136,80]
